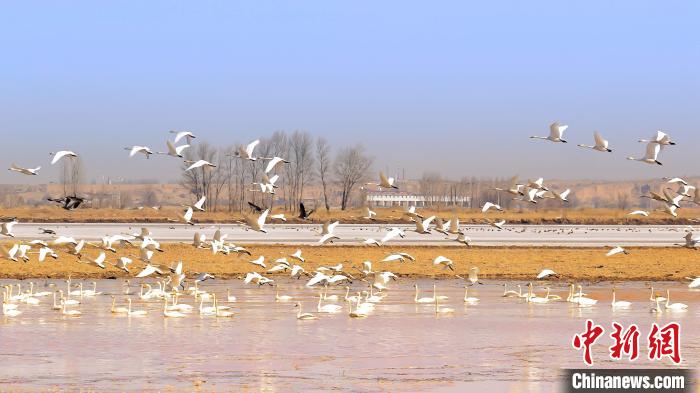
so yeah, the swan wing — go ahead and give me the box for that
[645,142,661,159]
[593,131,607,148]
[194,196,206,210]
[257,209,269,227]
[246,139,260,157]
[183,207,194,222]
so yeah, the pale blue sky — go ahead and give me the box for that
[1,1,698,184]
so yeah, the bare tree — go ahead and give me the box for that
[288,131,315,210]
[616,192,630,210]
[120,191,133,209]
[181,142,229,211]
[334,144,372,210]
[142,187,159,207]
[315,136,332,211]
[60,157,83,197]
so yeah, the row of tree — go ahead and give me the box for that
[181,131,373,212]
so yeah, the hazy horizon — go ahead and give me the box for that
[2,1,698,185]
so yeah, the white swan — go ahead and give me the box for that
[226,289,237,302]
[530,122,568,143]
[2,291,18,313]
[111,296,128,314]
[170,130,196,143]
[526,284,549,304]
[482,202,504,213]
[163,297,186,318]
[627,142,662,165]
[463,286,479,304]
[9,163,41,176]
[536,269,557,279]
[345,287,361,303]
[434,296,455,314]
[50,150,77,165]
[185,160,216,171]
[158,140,190,158]
[237,139,261,160]
[414,215,435,234]
[322,285,338,301]
[349,297,369,318]
[275,287,292,302]
[214,299,234,318]
[639,130,675,146]
[576,285,598,307]
[60,298,82,316]
[264,156,290,173]
[3,307,21,317]
[294,302,317,320]
[433,256,454,271]
[127,298,147,317]
[82,282,101,296]
[171,293,194,312]
[606,246,629,257]
[364,284,384,303]
[502,283,520,297]
[628,210,649,217]
[414,284,435,303]
[649,287,666,302]
[611,288,631,309]
[664,289,688,311]
[577,131,612,152]
[488,219,506,230]
[245,209,269,233]
[125,146,153,159]
[317,295,342,313]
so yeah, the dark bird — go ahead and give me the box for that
[247,201,264,213]
[48,196,85,211]
[299,202,315,220]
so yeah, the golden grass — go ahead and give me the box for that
[3,206,699,225]
[1,243,696,282]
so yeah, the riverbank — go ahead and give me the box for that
[0,244,696,282]
[2,206,698,225]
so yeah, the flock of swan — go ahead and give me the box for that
[1,126,698,320]
[2,272,693,320]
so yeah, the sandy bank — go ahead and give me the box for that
[0,244,695,282]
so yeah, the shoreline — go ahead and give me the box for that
[8,217,699,226]
[3,206,699,226]
[0,244,695,282]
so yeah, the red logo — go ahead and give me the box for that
[648,322,682,364]
[572,320,682,366]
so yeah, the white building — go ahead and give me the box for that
[366,191,470,207]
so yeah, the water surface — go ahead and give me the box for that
[1,279,697,392]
